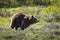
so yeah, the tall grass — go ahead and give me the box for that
[0,6,60,40]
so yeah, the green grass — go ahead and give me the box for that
[0,6,60,40]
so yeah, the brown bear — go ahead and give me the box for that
[10,12,39,30]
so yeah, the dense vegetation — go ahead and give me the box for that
[0,0,60,40]
[0,0,60,7]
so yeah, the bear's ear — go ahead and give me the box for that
[32,16,34,18]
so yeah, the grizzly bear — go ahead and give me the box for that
[10,12,39,30]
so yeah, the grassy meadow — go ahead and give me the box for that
[0,5,60,40]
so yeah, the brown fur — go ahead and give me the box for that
[10,12,39,30]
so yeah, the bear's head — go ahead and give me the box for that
[30,16,39,24]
